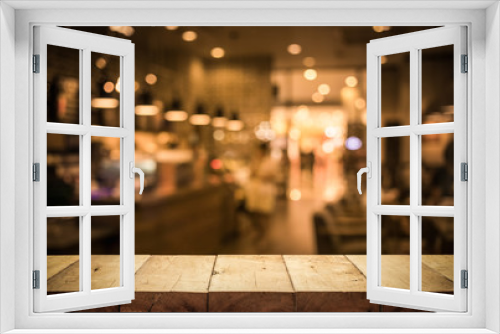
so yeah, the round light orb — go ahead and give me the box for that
[303,69,317,81]
[302,57,316,67]
[103,81,115,93]
[312,92,324,103]
[182,31,197,42]
[318,83,331,95]
[145,73,157,85]
[344,76,358,88]
[211,47,225,58]
[287,44,302,55]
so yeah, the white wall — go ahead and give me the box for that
[485,2,500,333]
[0,2,16,333]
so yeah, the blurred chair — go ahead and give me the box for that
[313,203,366,254]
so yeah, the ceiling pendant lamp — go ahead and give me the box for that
[212,106,227,128]
[91,77,119,109]
[164,99,188,122]
[189,104,211,126]
[226,111,244,131]
[135,90,159,116]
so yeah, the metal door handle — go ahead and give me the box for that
[357,162,371,195]
[129,162,144,195]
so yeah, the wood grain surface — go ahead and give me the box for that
[48,254,454,312]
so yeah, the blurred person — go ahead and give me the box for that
[244,143,279,235]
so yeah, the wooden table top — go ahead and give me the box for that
[47,254,453,294]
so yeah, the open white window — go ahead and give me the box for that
[33,26,141,312]
[360,26,467,312]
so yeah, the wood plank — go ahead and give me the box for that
[48,255,151,293]
[209,255,294,312]
[121,256,215,312]
[47,255,79,280]
[284,255,366,292]
[346,255,453,292]
[284,255,369,312]
[121,292,208,312]
[135,256,215,292]
[422,255,454,281]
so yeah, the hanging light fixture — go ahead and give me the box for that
[189,104,211,126]
[135,90,159,116]
[91,77,119,109]
[164,99,188,122]
[226,111,244,131]
[212,106,227,128]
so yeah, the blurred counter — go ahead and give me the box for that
[134,182,236,255]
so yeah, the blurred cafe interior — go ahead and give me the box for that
[47,26,454,261]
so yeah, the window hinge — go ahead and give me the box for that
[461,54,468,73]
[461,270,468,289]
[461,162,468,181]
[33,54,40,73]
[33,163,40,182]
[33,270,40,289]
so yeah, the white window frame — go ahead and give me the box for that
[0,1,498,333]
[33,26,136,313]
[366,26,467,312]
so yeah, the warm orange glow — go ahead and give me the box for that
[303,69,317,81]
[182,31,197,42]
[211,47,225,58]
[95,57,107,69]
[135,105,159,116]
[289,128,301,140]
[289,189,302,201]
[164,110,188,122]
[322,140,335,153]
[373,26,391,33]
[210,159,223,170]
[344,76,358,87]
[302,57,315,67]
[145,73,158,85]
[381,55,388,64]
[312,92,324,103]
[212,117,227,127]
[355,98,366,109]
[213,129,225,141]
[287,44,302,55]
[110,26,135,37]
[91,97,119,109]
[226,119,244,131]
[165,26,178,31]
[103,81,115,93]
[318,84,330,95]
[190,114,211,126]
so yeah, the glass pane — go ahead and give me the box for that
[91,52,120,127]
[381,52,410,127]
[47,217,80,294]
[381,137,410,205]
[91,137,121,205]
[421,45,454,123]
[421,217,454,294]
[381,215,410,290]
[47,134,80,206]
[47,45,80,124]
[421,133,454,206]
[91,215,121,290]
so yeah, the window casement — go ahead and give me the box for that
[33,26,141,312]
[363,26,468,312]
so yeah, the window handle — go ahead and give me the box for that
[357,162,372,195]
[129,162,144,195]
